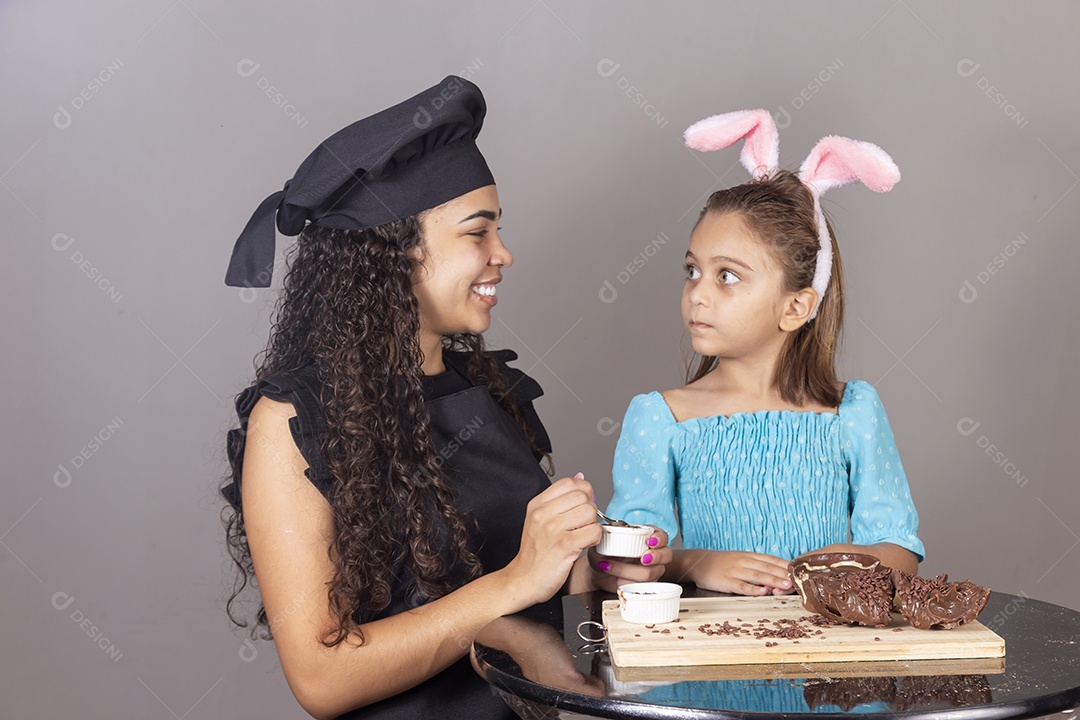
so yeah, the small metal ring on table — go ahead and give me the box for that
[575,621,610,654]
[576,620,608,642]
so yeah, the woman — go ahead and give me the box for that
[221,76,671,720]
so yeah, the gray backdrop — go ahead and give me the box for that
[3,1,1077,717]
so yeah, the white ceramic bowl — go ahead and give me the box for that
[596,524,653,558]
[617,582,683,624]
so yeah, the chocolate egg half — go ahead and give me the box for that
[789,553,896,627]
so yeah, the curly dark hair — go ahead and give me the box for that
[223,218,548,647]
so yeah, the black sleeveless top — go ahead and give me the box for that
[224,350,552,720]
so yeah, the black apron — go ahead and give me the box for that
[316,353,550,720]
[425,383,552,575]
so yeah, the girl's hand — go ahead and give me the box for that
[588,527,672,592]
[807,542,919,576]
[690,550,794,596]
[502,474,603,608]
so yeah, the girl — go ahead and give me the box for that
[604,109,923,598]
[221,77,671,720]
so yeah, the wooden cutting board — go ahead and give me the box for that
[602,595,1005,668]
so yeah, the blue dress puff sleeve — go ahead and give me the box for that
[840,381,926,561]
[606,392,679,540]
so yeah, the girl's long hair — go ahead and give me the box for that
[223,219,545,647]
[687,169,845,408]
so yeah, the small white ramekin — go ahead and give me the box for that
[596,524,653,558]
[617,582,683,624]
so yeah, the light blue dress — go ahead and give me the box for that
[605,381,925,561]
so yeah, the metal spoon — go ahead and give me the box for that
[596,508,630,527]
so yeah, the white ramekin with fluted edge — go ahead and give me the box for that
[617,582,683,624]
[596,524,653,558]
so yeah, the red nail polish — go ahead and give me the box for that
[597,561,611,572]
[642,553,654,565]
[647,537,659,547]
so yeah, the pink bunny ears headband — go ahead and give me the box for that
[684,109,900,320]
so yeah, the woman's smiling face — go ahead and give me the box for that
[412,184,511,344]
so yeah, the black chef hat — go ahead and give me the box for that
[225,75,494,288]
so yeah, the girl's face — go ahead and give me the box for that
[682,212,794,363]
[412,184,511,342]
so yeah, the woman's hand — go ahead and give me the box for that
[586,527,672,592]
[681,549,794,596]
[501,474,603,609]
